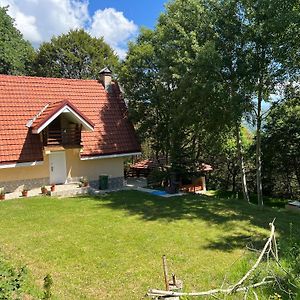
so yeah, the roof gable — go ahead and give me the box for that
[28,100,95,134]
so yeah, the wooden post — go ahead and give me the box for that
[162,255,169,291]
[172,274,176,286]
[158,256,182,300]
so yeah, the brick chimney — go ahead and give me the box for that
[99,67,112,91]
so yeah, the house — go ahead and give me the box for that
[0,69,141,192]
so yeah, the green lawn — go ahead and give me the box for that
[0,191,299,299]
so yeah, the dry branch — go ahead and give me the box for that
[229,221,275,292]
[147,279,274,297]
[147,221,277,298]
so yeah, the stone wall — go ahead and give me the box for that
[108,177,125,190]
[89,176,124,190]
[0,177,49,193]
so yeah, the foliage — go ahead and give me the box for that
[0,255,27,299]
[34,29,119,79]
[205,126,253,192]
[262,90,300,198]
[147,168,168,188]
[80,176,89,184]
[120,1,232,179]
[43,274,53,300]
[22,186,29,192]
[121,0,300,204]
[0,6,35,75]
[239,0,300,206]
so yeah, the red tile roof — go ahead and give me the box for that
[0,74,140,165]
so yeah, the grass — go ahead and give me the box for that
[0,190,299,299]
[208,190,292,208]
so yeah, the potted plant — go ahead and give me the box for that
[80,176,89,187]
[50,184,55,192]
[41,186,48,195]
[0,187,5,200]
[22,187,29,197]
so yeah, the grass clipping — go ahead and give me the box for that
[147,220,280,299]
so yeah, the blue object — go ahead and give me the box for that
[151,190,168,196]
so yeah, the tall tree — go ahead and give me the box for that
[120,0,232,180]
[209,0,254,202]
[262,88,300,198]
[0,6,35,75]
[119,28,172,161]
[242,0,300,205]
[154,0,233,176]
[34,29,119,79]
[202,0,300,204]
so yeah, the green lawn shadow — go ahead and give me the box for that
[90,190,300,252]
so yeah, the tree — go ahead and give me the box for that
[144,0,253,200]
[122,0,300,202]
[120,1,232,181]
[262,88,300,198]
[208,0,253,203]
[241,0,300,205]
[0,6,35,75]
[203,125,253,193]
[201,0,300,205]
[34,29,119,79]
[119,28,172,162]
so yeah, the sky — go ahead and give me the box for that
[0,0,167,59]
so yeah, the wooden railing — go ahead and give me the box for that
[44,128,82,147]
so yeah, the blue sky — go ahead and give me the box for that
[88,1,167,29]
[0,0,168,58]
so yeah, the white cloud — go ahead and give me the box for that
[0,0,138,58]
[89,8,138,58]
[0,0,89,44]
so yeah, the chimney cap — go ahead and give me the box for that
[99,67,112,75]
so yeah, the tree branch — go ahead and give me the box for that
[147,221,277,298]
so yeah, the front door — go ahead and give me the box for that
[49,151,67,184]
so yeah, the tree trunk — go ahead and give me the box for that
[235,123,250,203]
[226,162,232,190]
[285,170,293,198]
[256,89,263,206]
[294,159,300,189]
[232,170,237,193]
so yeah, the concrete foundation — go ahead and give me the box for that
[0,177,49,193]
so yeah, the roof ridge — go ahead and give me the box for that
[0,74,98,82]
[26,103,50,128]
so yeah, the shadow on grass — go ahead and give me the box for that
[88,190,300,252]
[212,190,290,208]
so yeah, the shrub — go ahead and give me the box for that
[0,255,27,299]
[43,274,53,300]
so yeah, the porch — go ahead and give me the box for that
[3,183,90,200]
